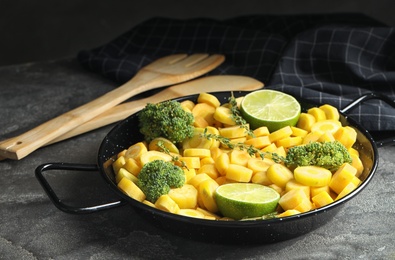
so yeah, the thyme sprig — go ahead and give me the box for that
[228,93,255,137]
[240,211,278,221]
[202,129,284,163]
[156,140,188,169]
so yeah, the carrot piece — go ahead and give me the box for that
[226,164,253,182]
[297,113,316,132]
[155,195,180,213]
[168,184,198,209]
[294,166,332,187]
[267,163,294,188]
[319,104,340,121]
[307,107,327,122]
[198,92,221,108]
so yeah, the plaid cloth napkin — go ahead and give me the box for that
[78,13,395,132]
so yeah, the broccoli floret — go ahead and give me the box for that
[138,100,194,143]
[284,141,352,172]
[137,160,185,203]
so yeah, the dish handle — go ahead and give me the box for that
[340,92,395,147]
[35,162,127,214]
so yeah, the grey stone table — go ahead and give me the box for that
[0,59,394,260]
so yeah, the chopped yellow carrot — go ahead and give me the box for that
[200,157,215,166]
[142,200,156,208]
[168,184,198,209]
[182,128,213,149]
[285,179,310,198]
[291,126,308,138]
[155,195,180,213]
[117,177,146,202]
[266,163,294,188]
[319,104,340,121]
[334,126,357,148]
[192,103,216,126]
[229,149,251,167]
[180,100,195,111]
[210,147,224,160]
[196,207,221,219]
[268,126,293,143]
[213,106,236,125]
[188,173,213,188]
[219,125,250,139]
[276,136,303,148]
[247,157,275,173]
[251,171,273,186]
[329,163,357,194]
[310,185,331,198]
[117,149,127,158]
[293,166,332,187]
[115,168,138,184]
[183,167,196,183]
[193,116,209,128]
[307,107,326,122]
[125,142,148,160]
[183,148,211,158]
[123,157,141,176]
[293,199,313,213]
[215,152,230,176]
[252,126,270,137]
[279,189,310,212]
[350,153,364,177]
[198,178,219,212]
[148,137,179,154]
[297,113,316,131]
[198,163,219,179]
[226,164,253,182]
[178,156,201,169]
[302,131,322,144]
[139,150,172,166]
[335,181,358,200]
[317,132,336,143]
[277,209,301,218]
[268,183,284,195]
[197,92,221,108]
[177,209,206,219]
[261,143,277,153]
[112,155,126,175]
[310,120,342,135]
[244,136,271,149]
[312,191,334,208]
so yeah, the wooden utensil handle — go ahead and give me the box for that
[0,75,161,160]
[50,76,264,144]
[0,54,226,160]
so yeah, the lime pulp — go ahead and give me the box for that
[240,89,301,132]
[215,183,280,220]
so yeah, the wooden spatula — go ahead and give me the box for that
[0,54,224,160]
[49,75,264,144]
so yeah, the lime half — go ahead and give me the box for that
[240,89,301,132]
[215,183,280,220]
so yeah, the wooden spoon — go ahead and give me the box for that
[0,54,224,160]
[49,75,264,144]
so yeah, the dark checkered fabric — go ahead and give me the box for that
[78,13,395,132]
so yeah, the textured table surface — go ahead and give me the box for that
[0,59,394,260]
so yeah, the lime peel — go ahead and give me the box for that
[240,90,301,132]
[215,183,280,220]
